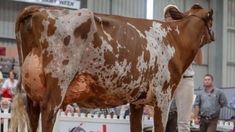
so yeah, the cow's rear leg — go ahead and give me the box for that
[26,96,40,132]
[41,95,60,132]
[130,104,144,132]
[40,78,62,132]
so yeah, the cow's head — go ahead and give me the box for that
[187,4,215,46]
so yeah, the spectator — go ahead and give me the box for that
[231,116,235,132]
[0,99,11,132]
[0,66,3,87]
[193,74,227,132]
[229,94,235,110]
[1,71,18,100]
[229,94,235,131]
[118,104,129,118]
[0,99,11,112]
[65,104,75,115]
[166,100,177,132]
[143,105,154,118]
[72,103,81,114]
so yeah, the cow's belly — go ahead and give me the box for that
[63,72,152,108]
[22,49,45,101]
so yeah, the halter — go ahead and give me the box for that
[189,14,214,47]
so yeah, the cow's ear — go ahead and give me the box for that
[191,4,203,10]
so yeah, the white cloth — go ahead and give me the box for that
[175,77,194,132]
[183,64,195,76]
[2,78,18,90]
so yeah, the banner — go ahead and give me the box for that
[13,0,80,9]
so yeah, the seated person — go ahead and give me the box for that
[1,71,18,100]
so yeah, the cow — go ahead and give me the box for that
[11,4,214,132]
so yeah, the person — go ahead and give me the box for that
[229,94,235,109]
[143,105,154,118]
[163,4,203,132]
[118,104,129,118]
[229,94,235,131]
[166,100,177,132]
[193,74,228,132]
[0,99,11,132]
[65,104,75,115]
[1,71,18,100]
[0,66,3,87]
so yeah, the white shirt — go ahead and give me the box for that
[0,71,3,80]
[183,64,195,77]
[2,78,18,90]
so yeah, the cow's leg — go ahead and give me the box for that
[40,77,62,132]
[40,92,61,132]
[130,104,144,132]
[26,96,40,132]
[153,106,164,132]
[153,102,171,132]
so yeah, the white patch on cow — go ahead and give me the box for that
[103,30,112,41]
[40,9,97,111]
[127,22,145,38]
[200,35,205,44]
[136,52,148,72]
[175,26,180,34]
[167,26,172,32]
[100,37,113,52]
[144,21,175,127]
[40,20,49,43]
[98,18,112,41]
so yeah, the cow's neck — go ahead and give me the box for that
[173,17,205,72]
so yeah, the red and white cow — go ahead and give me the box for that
[11,4,214,132]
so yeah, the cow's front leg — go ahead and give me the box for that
[153,102,171,132]
[130,104,144,132]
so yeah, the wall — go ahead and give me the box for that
[222,0,235,87]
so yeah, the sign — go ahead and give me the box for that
[13,0,80,9]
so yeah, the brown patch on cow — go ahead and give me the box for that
[130,88,139,97]
[63,35,71,46]
[23,85,33,98]
[64,73,108,107]
[42,50,53,67]
[62,59,69,65]
[74,18,92,39]
[39,73,45,87]
[78,12,81,16]
[154,104,164,131]
[47,18,56,36]
[162,81,170,92]
[25,73,29,78]
[103,50,117,66]
[92,32,102,48]
[144,51,150,62]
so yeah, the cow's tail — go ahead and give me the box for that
[11,6,42,132]
[11,87,31,132]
